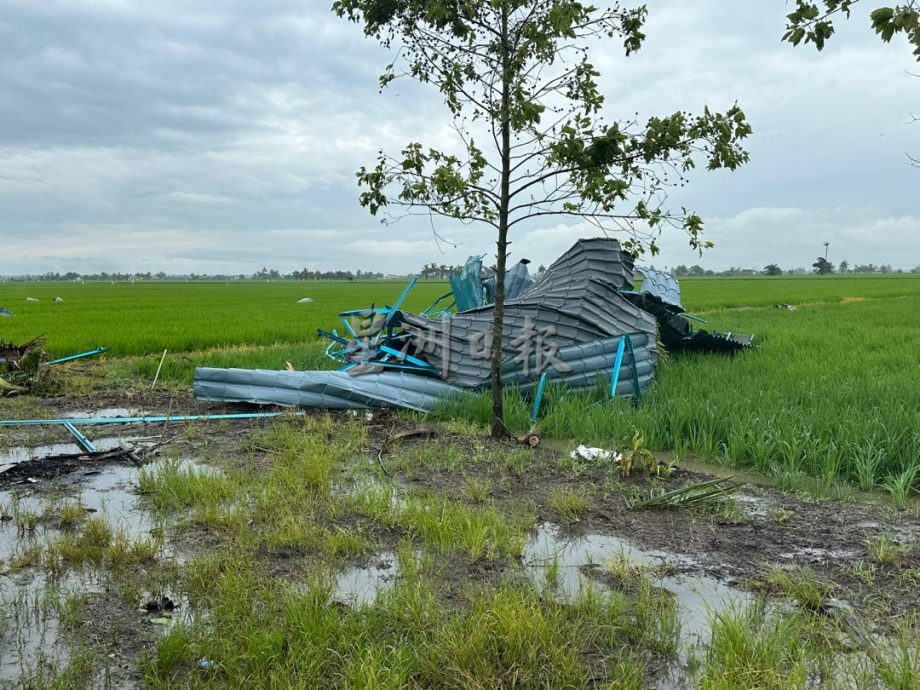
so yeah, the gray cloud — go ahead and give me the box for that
[0,0,918,276]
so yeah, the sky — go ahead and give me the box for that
[0,0,917,276]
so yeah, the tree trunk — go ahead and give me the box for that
[490,4,512,438]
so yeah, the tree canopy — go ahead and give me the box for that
[783,1,920,58]
[813,256,835,274]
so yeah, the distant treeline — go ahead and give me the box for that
[670,262,920,277]
[1,268,400,282]
[4,261,919,282]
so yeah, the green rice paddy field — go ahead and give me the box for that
[2,275,920,494]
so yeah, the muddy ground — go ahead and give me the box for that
[1,380,918,688]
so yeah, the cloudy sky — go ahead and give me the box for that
[0,0,917,276]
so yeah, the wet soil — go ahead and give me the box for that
[1,384,918,688]
[372,424,920,622]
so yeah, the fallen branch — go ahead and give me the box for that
[376,428,436,476]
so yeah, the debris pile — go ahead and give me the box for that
[0,337,48,394]
[195,238,752,412]
[0,341,110,395]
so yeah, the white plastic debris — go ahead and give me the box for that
[53,296,64,303]
[570,445,623,463]
[297,297,314,304]
[26,297,39,302]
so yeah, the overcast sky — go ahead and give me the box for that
[0,0,917,276]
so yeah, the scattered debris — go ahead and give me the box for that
[0,307,12,318]
[25,297,38,302]
[195,238,754,412]
[297,297,314,303]
[570,445,623,463]
[144,596,176,613]
[622,274,754,354]
[0,444,154,484]
[775,303,798,311]
[630,477,742,510]
[1,342,109,395]
[53,296,64,303]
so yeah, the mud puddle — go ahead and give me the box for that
[333,551,400,606]
[0,571,106,685]
[0,462,176,686]
[523,522,752,682]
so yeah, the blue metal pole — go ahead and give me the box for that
[623,334,642,401]
[530,371,548,424]
[62,421,97,453]
[610,335,627,398]
[48,348,109,365]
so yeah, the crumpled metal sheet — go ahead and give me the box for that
[530,237,635,293]
[450,255,486,312]
[194,368,460,413]
[502,334,655,395]
[402,238,657,387]
[194,332,654,411]
[635,266,683,309]
[482,259,533,306]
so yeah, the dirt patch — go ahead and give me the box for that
[385,429,920,623]
[841,296,867,303]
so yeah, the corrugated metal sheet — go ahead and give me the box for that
[195,332,653,412]
[482,260,533,306]
[195,368,458,413]
[635,266,682,309]
[449,255,486,312]
[402,238,657,387]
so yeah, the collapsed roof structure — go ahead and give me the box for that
[194,238,751,412]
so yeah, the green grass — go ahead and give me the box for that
[548,486,590,523]
[435,289,920,490]
[764,566,835,611]
[0,279,449,357]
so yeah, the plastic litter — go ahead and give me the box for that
[570,445,623,463]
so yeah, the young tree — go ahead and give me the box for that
[839,259,850,273]
[334,1,751,436]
